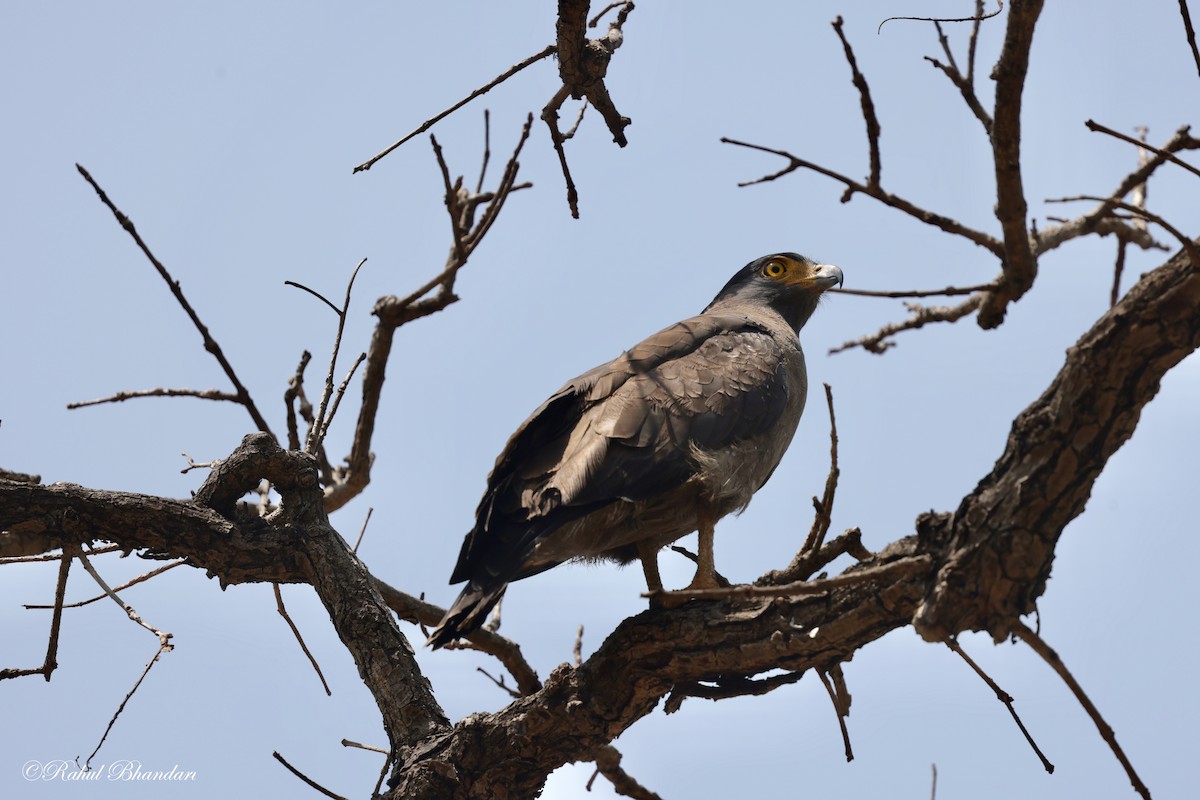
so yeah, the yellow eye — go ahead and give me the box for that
[762,260,786,279]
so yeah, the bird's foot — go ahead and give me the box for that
[644,569,723,609]
[646,589,690,610]
[683,570,721,592]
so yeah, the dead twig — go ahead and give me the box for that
[1111,237,1130,308]
[543,86,581,218]
[0,544,121,565]
[1047,195,1200,268]
[924,3,994,134]
[1036,125,1200,254]
[272,751,348,800]
[1086,119,1200,180]
[76,164,274,438]
[284,350,313,451]
[306,258,368,454]
[274,584,331,696]
[0,545,72,681]
[284,280,342,315]
[318,351,366,446]
[1013,621,1150,800]
[832,16,881,188]
[832,282,995,299]
[878,0,1003,34]
[75,549,173,768]
[327,116,534,513]
[24,559,184,610]
[372,577,541,696]
[830,294,985,355]
[799,384,839,557]
[586,743,663,800]
[476,666,521,699]
[721,137,1003,255]
[68,387,240,410]
[1179,0,1200,81]
[341,739,388,755]
[818,666,854,762]
[543,0,636,217]
[180,452,215,475]
[353,45,556,173]
[756,527,874,587]
[351,507,374,555]
[945,638,1053,772]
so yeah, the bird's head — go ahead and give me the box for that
[705,253,844,333]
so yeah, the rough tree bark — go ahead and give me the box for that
[3,3,1199,798]
[3,240,1196,796]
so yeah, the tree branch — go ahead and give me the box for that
[915,244,1200,640]
[977,0,1044,329]
[76,164,275,438]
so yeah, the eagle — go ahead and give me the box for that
[429,253,842,648]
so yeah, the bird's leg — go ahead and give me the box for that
[683,504,720,592]
[637,540,667,607]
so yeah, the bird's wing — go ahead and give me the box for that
[449,313,796,584]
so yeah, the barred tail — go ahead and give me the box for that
[426,581,508,649]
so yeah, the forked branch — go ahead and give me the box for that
[75,164,275,438]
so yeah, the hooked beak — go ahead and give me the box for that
[813,264,844,289]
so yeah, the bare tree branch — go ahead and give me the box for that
[1013,622,1150,800]
[1085,118,1200,180]
[830,294,984,355]
[24,560,184,610]
[817,666,854,763]
[832,16,882,188]
[0,545,71,681]
[372,578,541,696]
[831,282,996,299]
[274,583,332,696]
[273,751,348,800]
[977,0,1044,329]
[914,245,1200,641]
[76,164,275,439]
[878,0,1003,34]
[5,230,1196,794]
[1047,195,1200,268]
[353,46,555,173]
[1179,0,1200,81]
[324,116,534,513]
[721,137,1003,255]
[68,387,241,409]
[544,0,636,216]
[1035,125,1200,255]
[945,638,1053,772]
[924,11,994,134]
[588,744,663,800]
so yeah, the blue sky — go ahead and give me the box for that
[2,2,1198,798]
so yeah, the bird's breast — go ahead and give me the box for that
[691,340,807,511]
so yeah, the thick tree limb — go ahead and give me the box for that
[385,536,933,798]
[384,242,1199,796]
[5,240,1196,796]
[0,434,451,756]
[915,244,1200,640]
